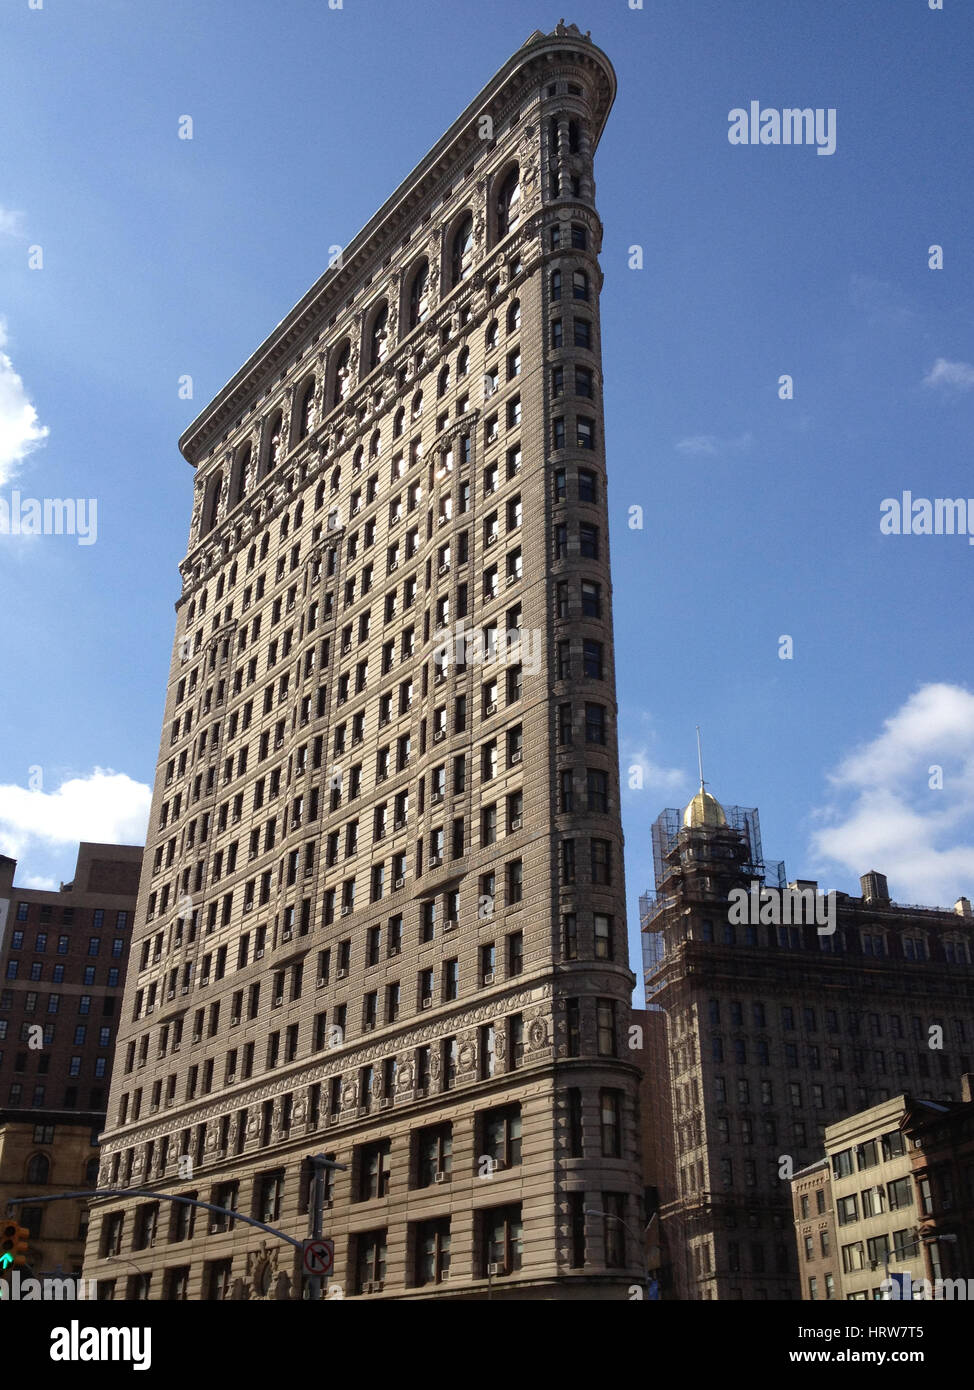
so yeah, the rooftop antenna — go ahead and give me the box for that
[696,725,705,791]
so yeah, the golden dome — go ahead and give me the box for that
[683,785,727,829]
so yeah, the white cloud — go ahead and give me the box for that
[19,874,58,891]
[0,768,151,862]
[675,431,752,457]
[810,683,974,907]
[922,358,974,392]
[0,319,49,485]
[623,748,689,798]
[0,206,25,238]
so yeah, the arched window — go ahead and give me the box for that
[331,340,351,408]
[457,346,469,378]
[353,445,364,473]
[202,470,222,535]
[485,320,498,352]
[437,364,450,399]
[296,379,317,440]
[408,261,429,330]
[507,299,521,333]
[393,407,405,439]
[315,480,326,510]
[368,303,389,373]
[370,429,381,460]
[263,410,283,478]
[26,1153,49,1185]
[280,513,290,541]
[247,544,256,571]
[451,215,474,286]
[293,502,303,529]
[229,562,237,586]
[229,442,250,507]
[411,390,423,421]
[550,270,562,301]
[496,167,521,239]
[331,467,342,494]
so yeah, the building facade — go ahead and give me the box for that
[0,843,141,1274]
[642,788,974,1299]
[789,1159,837,1301]
[86,24,646,1300]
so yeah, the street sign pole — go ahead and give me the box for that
[304,1155,345,1302]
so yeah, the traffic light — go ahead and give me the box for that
[0,1222,29,1268]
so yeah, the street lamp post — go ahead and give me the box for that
[583,1207,652,1298]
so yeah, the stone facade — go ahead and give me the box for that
[643,801,974,1299]
[84,25,646,1301]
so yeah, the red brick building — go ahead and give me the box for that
[0,843,141,1272]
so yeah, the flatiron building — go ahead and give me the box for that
[86,23,644,1300]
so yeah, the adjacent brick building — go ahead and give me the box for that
[0,842,141,1273]
[87,24,647,1301]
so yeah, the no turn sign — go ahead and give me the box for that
[302,1238,335,1276]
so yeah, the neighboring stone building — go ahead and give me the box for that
[902,1079,974,1290]
[793,1087,974,1300]
[0,843,142,1274]
[642,787,974,1299]
[0,1111,101,1278]
[790,1159,837,1300]
[87,25,646,1301]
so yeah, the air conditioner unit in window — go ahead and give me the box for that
[422,996,433,1009]
[483,972,495,986]
[510,816,523,831]
[434,1171,449,1184]
[167,989,175,1000]
[389,559,399,571]
[388,945,401,957]
[171,1042,180,1053]
[341,642,352,655]
[243,902,254,913]
[255,948,265,959]
[444,920,458,932]
[229,1016,240,1027]
[393,815,406,829]
[364,1280,384,1294]
[428,855,442,868]
[282,928,293,942]
[192,1033,201,1044]
[510,749,523,764]
[316,975,327,987]
[273,996,283,1007]
[394,878,405,890]
[336,967,348,979]
[438,563,449,576]
[486,534,497,546]
[380,1097,392,1109]
[433,729,446,742]
[438,516,448,527]
[506,574,518,586]
[199,977,209,988]
[485,702,497,716]
[487,1263,506,1277]
[341,907,352,917]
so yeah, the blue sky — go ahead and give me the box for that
[1,0,972,988]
